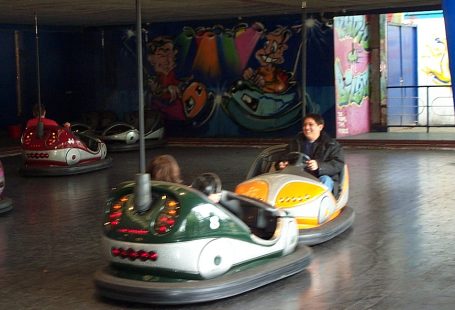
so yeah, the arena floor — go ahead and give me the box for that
[1,145,455,309]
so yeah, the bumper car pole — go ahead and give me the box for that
[134,0,152,213]
[301,2,307,117]
[35,12,44,139]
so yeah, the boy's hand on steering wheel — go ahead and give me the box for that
[278,161,289,169]
[306,159,318,171]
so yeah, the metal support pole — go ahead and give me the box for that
[14,30,22,117]
[301,1,307,119]
[134,0,152,212]
[34,14,41,110]
[34,12,44,138]
[426,86,430,133]
[136,0,146,173]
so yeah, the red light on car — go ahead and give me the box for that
[22,132,33,146]
[120,248,128,259]
[149,251,158,261]
[127,248,138,261]
[117,228,149,235]
[154,198,180,235]
[109,211,122,220]
[138,250,148,261]
[111,247,158,262]
[111,247,121,256]
[158,225,167,234]
[46,131,58,146]
[104,196,129,231]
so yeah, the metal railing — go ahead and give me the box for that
[386,84,455,132]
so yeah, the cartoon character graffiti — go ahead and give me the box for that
[146,36,186,120]
[147,36,215,125]
[422,36,451,85]
[242,26,292,94]
[221,25,302,131]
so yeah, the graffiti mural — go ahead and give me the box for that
[422,36,451,84]
[334,15,370,137]
[145,35,216,126]
[400,11,454,126]
[117,17,305,136]
[222,24,303,131]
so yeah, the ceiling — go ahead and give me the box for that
[0,0,442,27]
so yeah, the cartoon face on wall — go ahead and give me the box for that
[130,18,311,135]
[145,35,214,123]
[241,26,293,94]
[422,36,451,84]
[147,36,177,75]
[255,26,290,67]
[182,82,208,119]
[146,36,186,120]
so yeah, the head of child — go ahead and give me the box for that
[32,104,46,118]
[191,173,222,203]
[302,113,324,142]
[146,154,182,183]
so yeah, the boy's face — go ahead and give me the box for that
[302,117,323,142]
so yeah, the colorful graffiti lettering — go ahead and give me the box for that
[334,15,370,137]
[335,16,369,50]
[334,16,369,107]
[335,58,368,106]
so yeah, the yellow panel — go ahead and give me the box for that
[235,180,269,201]
[297,209,342,229]
[275,182,325,208]
[296,217,319,229]
[342,166,349,193]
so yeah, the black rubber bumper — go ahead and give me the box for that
[19,157,113,176]
[0,197,13,214]
[299,206,355,246]
[94,245,312,305]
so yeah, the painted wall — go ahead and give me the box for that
[334,16,370,137]
[305,18,336,137]
[403,11,454,126]
[0,15,337,138]
[385,11,454,126]
[136,17,304,137]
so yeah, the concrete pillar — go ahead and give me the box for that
[368,14,387,131]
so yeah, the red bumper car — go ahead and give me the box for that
[20,124,112,176]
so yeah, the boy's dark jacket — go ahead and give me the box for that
[288,131,345,183]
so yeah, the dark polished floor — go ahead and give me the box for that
[1,146,455,309]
